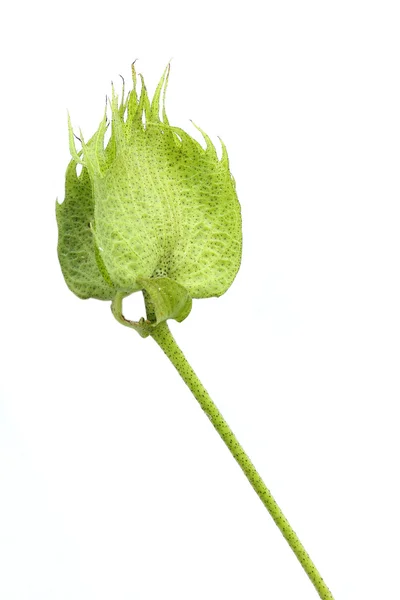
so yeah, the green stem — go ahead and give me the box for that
[150,321,334,600]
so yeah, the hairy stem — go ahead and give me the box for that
[150,321,334,600]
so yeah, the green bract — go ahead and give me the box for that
[57,65,242,326]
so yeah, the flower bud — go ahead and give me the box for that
[57,65,242,326]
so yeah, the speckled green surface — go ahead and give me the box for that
[57,65,242,302]
[152,322,335,600]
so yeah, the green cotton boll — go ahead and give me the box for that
[56,64,242,316]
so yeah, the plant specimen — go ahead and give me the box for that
[56,64,334,600]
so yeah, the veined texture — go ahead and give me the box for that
[57,65,242,302]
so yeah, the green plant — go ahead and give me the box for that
[57,64,334,600]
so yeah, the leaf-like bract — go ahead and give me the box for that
[57,65,242,306]
[56,161,116,299]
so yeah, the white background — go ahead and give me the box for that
[1,1,399,599]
